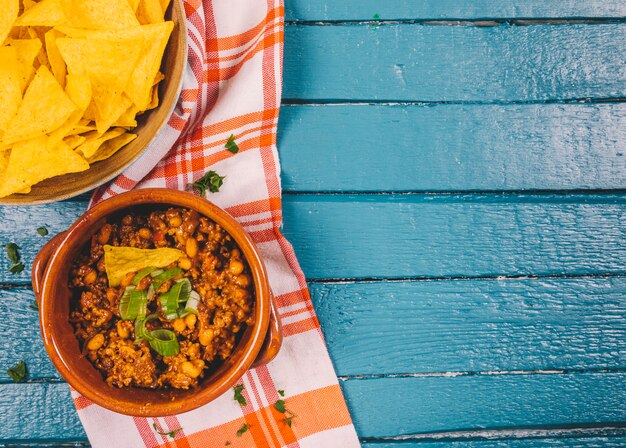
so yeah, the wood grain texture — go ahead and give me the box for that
[310,277,626,375]
[2,195,626,282]
[2,373,626,440]
[5,276,626,380]
[283,24,626,101]
[286,1,626,21]
[278,104,626,191]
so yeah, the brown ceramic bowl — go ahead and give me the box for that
[0,1,187,205]
[32,189,282,416]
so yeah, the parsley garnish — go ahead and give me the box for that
[190,170,225,196]
[233,384,247,406]
[274,393,297,427]
[9,263,24,274]
[7,360,27,382]
[225,134,239,154]
[152,423,181,438]
[372,13,380,20]
[29,300,39,311]
[236,423,249,437]
[5,242,20,264]
[36,227,49,236]
[274,399,286,413]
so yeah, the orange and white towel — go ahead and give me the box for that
[78,1,360,447]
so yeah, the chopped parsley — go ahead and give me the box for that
[190,170,225,196]
[274,399,286,413]
[283,416,294,427]
[152,423,181,438]
[278,389,285,397]
[9,263,24,274]
[225,442,231,446]
[236,423,249,437]
[225,134,239,154]
[4,242,20,265]
[372,13,380,20]
[36,227,49,236]
[7,360,27,382]
[233,384,247,406]
[29,300,39,311]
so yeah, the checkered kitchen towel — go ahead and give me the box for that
[79,1,360,447]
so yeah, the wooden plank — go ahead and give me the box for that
[278,103,626,192]
[283,24,626,101]
[6,276,626,380]
[285,1,626,21]
[310,277,626,375]
[361,437,626,448]
[2,195,626,282]
[2,373,626,440]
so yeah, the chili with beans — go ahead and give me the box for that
[69,207,255,389]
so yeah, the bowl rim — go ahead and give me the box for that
[0,0,188,206]
[38,189,271,416]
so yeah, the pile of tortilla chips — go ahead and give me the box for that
[0,0,173,198]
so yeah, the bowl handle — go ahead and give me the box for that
[251,292,282,368]
[32,232,66,303]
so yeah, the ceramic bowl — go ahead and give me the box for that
[0,1,187,205]
[32,189,282,416]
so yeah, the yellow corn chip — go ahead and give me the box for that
[160,0,171,15]
[148,84,159,109]
[75,127,126,159]
[136,0,162,25]
[64,74,92,111]
[7,38,42,91]
[153,71,164,85]
[128,0,140,13]
[0,136,89,198]
[64,134,86,150]
[88,132,136,163]
[15,0,65,27]
[95,94,133,134]
[60,0,139,30]
[104,245,184,287]
[57,36,142,120]
[112,104,139,128]
[0,48,22,133]
[2,65,76,145]
[44,29,66,86]
[16,187,32,194]
[0,0,18,45]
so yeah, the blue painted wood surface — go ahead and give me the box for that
[1,2,626,447]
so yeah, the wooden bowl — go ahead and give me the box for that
[32,189,282,416]
[0,1,187,205]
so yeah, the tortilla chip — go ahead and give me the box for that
[103,245,184,287]
[64,134,85,150]
[7,38,41,91]
[148,84,159,109]
[15,0,65,27]
[88,132,136,163]
[0,136,89,198]
[128,0,140,13]
[0,0,18,45]
[44,29,66,86]
[112,104,139,128]
[64,73,92,111]
[60,0,139,30]
[2,65,76,145]
[0,47,23,133]
[75,127,126,159]
[95,94,132,134]
[160,0,170,14]
[136,0,162,25]
[57,36,142,120]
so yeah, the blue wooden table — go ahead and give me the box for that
[2,1,626,446]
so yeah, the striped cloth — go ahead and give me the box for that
[78,1,360,447]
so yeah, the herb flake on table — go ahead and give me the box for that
[7,360,27,382]
[278,389,284,396]
[36,227,49,236]
[274,392,297,427]
[225,134,239,154]
[4,243,24,274]
[190,170,225,196]
[29,300,39,311]
[152,423,181,438]
[237,423,249,437]
[233,384,247,406]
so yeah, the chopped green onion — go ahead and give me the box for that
[151,267,183,290]
[159,278,191,319]
[119,287,148,320]
[133,266,157,285]
[179,290,200,317]
[135,314,159,342]
[149,329,179,356]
